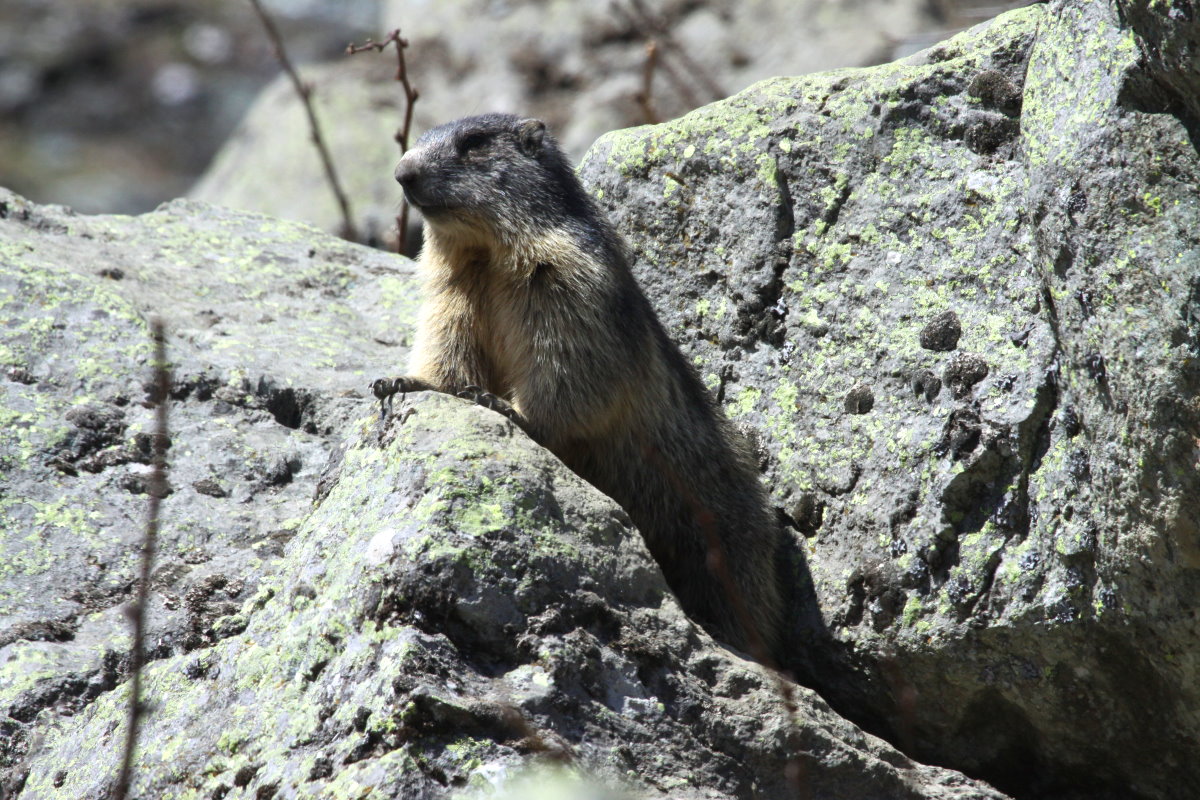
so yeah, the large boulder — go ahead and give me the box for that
[14,392,1009,800]
[580,1,1199,798]
[0,191,1007,799]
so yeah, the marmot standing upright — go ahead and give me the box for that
[374,113,783,657]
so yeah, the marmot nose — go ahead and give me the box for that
[394,157,418,188]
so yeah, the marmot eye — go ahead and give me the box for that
[458,132,491,153]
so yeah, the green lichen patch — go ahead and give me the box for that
[18,394,663,798]
[582,2,1200,793]
[0,186,433,783]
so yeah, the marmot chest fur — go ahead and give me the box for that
[382,113,783,656]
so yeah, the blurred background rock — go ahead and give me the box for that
[0,0,1029,222]
[0,0,376,213]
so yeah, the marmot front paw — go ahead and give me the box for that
[455,385,524,425]
[370,376,424,418]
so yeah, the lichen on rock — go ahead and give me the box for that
[0,189,1007,799]
[4,0,1199,797]
[581,1,1200,797]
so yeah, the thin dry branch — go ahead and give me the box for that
[653,50,704,110]
[112,317,171,800]
[610,1,701,110]
[613,0,726,117]
[249,0,359,242]
[348,29,420,254]
[627,0,725,102]
[635,39,661,124]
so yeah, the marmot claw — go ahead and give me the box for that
[371,376,415,419]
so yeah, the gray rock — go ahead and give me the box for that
[0,189,1006,799]
[14,391,1009,800]
[579,2,1200,797]
[0,187,417,792]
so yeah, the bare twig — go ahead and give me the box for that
[610,2,699,109]
[112,317,171,800]
[248,0,359,242]
[348,30,421,254]
[635,39,660,124]
[627,0,725,102]
[612,0,726,115]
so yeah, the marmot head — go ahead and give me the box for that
[394,114,596,241]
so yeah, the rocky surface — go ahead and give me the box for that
[4,1,1199,798]
[191,0,1029,248]
[0,188,417,795]
[0,191,1007,799]
[12,391,1009,800]
[580,1,1200,798]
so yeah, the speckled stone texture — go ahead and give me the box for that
[11,392,1010,800]
[0,190,418,795]
[0,192,1008,799]
[580,2,1199,798]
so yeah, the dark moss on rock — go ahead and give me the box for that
[944,352,990,398]
[911,368,944,402]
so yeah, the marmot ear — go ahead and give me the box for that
[518,118,546,155]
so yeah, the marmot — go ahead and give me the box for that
[374,113,783,657]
